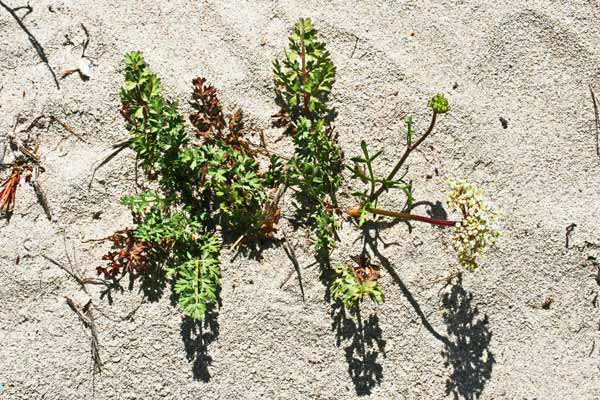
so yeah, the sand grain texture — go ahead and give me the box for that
[1,1,600,399]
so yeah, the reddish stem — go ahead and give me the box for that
[367,207,457,227]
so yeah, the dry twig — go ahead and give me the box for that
[42,243,109,375]
[590,85,600,159]
[88,139,131,188]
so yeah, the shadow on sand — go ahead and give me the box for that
[180,305,220,382]
[441,278,494,400]
[362,220,494,399]
[331,301,386,396]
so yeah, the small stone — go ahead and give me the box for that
[78,57,92,78]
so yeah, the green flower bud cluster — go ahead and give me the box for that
[429,93,449,114]
[447,179,499,270]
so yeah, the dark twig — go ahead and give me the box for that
[32,164,52,221]
[258,129,267,148]
[21,115,45,134]
[65,296,102,373]
[41,253,110,288]
[12,3,31,18]
[86,305,101,373]
[41,254,86,290]
[0,0,60,89]
[590,85,600,159]
[281,237,305,302]
[8,134,38,162]
[4,134,51,220]
[350,35,358,58]
[9,132,51,221]
[566,223,577,249]
[66,296,91,325]
[88,139,131,188]
[19,114,87,143]
[50,116,88,143]
[80,23,90,57]
[42,243,104,374]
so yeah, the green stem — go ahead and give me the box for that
[194,258,200,303]
[365,156,375,200]
[369,111,438,202]
[300,21,310,118]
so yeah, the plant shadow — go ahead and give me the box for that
[98,260,167,305]
[324,222,388,396]
[441,279,494,400]
[222,231,282,262]
[180,305,220,382]
[363,222,450,344]
[331,301,386,396]
[98,265,220,382]
[363,221,494,399]
[0,1,60,88]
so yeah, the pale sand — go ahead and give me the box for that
[1,1,600,399]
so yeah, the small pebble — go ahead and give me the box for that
[499,117,508,129]
[78,57,92,78]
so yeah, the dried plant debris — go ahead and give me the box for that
[590,85,600,159]
[0,158,31,216]
[96,228,153,279]
[42,246,106,375]
[541,296,554,310]
[62,23,93,81]
[1,134,52,221]
[1,114,89,220]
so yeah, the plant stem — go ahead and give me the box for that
[194,258,200,303]
[368,207,456,227]
[369,111,438,202]
[365,154,376,199]
[300,21,310,118]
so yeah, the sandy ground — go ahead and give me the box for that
[1,0,600,399]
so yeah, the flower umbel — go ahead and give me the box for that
[447,179,499,270]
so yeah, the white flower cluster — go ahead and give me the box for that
[447,179,499,270]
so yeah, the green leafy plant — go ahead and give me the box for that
[271,21,498,311]
[98,21,499,321]
[340,94,499,306]
[346,94,449,225]
[99,52,275,320]
[273,17,342,252]
[184,77,277,237]
[330,258,384,309]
